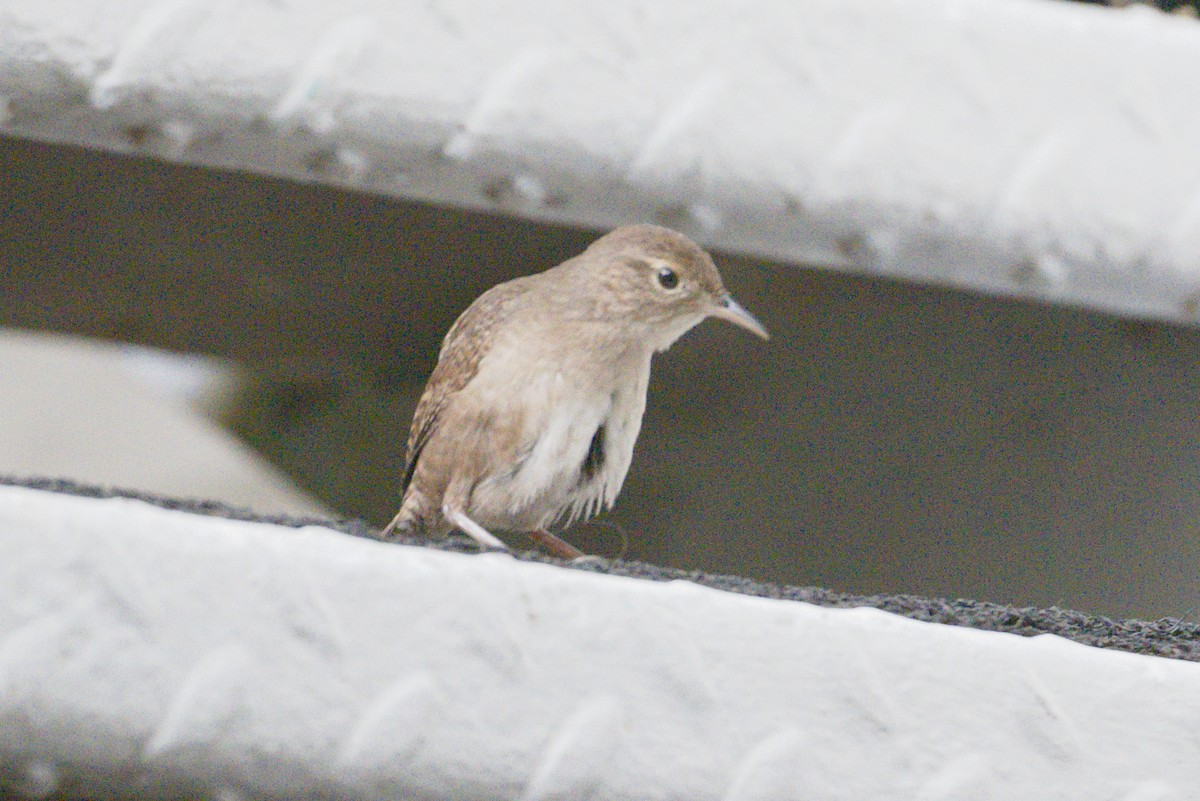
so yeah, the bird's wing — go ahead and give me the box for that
[401,278,531,494]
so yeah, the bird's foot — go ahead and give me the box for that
[528,529,587,560]
[443,507,510,552]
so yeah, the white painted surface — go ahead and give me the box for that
[1,483,1197,798]
[0,330,328,517]
[2,1,1200,323]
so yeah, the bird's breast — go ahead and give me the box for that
[465,336,651,529]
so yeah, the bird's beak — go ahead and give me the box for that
[712,294,770,340]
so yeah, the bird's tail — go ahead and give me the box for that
[380,489,438,540]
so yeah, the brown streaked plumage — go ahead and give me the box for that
[382,224,768,557]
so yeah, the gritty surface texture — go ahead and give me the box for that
[8,474,1197,663]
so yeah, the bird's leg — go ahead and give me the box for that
[442,506,509,551]
[528,529,586,560]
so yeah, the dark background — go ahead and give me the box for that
[4,133,1200,620]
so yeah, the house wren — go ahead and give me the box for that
[382,224,768,557]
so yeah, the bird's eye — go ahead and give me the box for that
[656,267,680,290]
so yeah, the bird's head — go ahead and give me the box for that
[575,224,769,351]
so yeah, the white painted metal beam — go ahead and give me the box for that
[1,483,1198,799]
[3,0,1200,323]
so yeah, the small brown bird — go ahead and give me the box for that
[382,224,768,557]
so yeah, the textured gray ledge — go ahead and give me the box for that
[8,475,1200,663]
